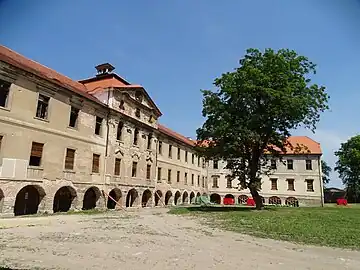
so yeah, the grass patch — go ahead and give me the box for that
[169,205,360,249]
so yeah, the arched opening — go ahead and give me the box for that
[174,191,181,205]
[107,188,122,209]
[285,197,299,207]
[269,196,282,205]
[141,189,152,207]
[189,192,195,204]
[225,194,234,199]
[14,185,46,216]
[196,192,201,197]
[238,195,248,204]
[126,188,138,207]
[82,187,101,210]
[210,193,221,204]
[53,186,77,213]
[260,196,265,204]
[165,191,172,205]
[154,190,163,206]
[224,194,235,205]
[182,191,188,204]
[0,188,4,213]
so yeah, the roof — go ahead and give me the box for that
[158,124,195,147]
[284,136,322,155]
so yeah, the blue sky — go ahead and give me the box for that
[1,0,360,187]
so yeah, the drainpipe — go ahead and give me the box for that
[103,89,111,198]
[318,156,324,207]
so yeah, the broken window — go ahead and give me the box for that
[135,108,141,118]
[114,158,121,176]
[135,91,143,102]
[147,133,152,149]
[287,179,295,191]
[64,148,75,170]
[92,154,100,173]
[132,161,137,177]
[146,164,151,179]
[306,179,314,192]
[119,100,125,110]
[287,159,294,170]
[116,122,123,141]
[95,116,103,135]
[0,79,11,107]
[271,178,278,190]
[306,160,312,170]
[133,128,139,145]
[69,107,79,128]
[29,142,44,166]
[36,94,50,119]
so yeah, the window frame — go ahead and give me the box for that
[29,142,44,167]
[287,159,294,170]
[0,78,11,109]
[270,178,278,190]
[92,153,100,173]
[68,106,80,128]
[64,148,76,171]
[35,93,50,120]
[287,179,295,191]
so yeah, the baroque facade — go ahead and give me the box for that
[0,45,323,216]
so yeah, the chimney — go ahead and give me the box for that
[95,63,115,76]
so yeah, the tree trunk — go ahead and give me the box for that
[249,187,264,210]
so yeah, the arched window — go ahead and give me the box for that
[116,121,123,141]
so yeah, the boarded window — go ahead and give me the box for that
[306,160,312,170]
[287,179,295,191]
[287,159,294,170]
[114,158,121,176]
[191,174,194,185]
[213,160,218,169]
[36,94,50,119]
[92,154,100,173]
[270,159,277,169]
[146,164,151,179]
[116,122,123,141]
[95,116,102,135]
[168,145,172,158]
[177,171,180,182]
[157,167,161,182]
[177,148,181,160]
[69,107,79,128]
[132,162,137,177]
[184,172,188,184]
[212,176,219,188]
[0,79,11,107]
[168,169,172,183]
[271,178,277,190]
[133,128,139,145]
[306,179,314,192]
[64,148,75,170]
[29,142,44,166]
[158,141,162,154]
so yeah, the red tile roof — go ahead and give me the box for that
[158,124,195,147]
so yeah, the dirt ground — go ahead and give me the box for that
[1,208,360,270]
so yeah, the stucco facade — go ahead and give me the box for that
[0,46,323,216]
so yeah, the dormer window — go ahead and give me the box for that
[135,108,141,118]
[135,91,143,102]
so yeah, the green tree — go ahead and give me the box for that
[335,135,360,202]
[196,48,329,209]
[321,160,331,185]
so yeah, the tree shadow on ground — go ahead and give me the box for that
[183,205,279,212]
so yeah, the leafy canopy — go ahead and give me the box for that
[197,48,329,198]
[321,160,332,185]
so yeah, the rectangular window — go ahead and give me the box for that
[306,160,312,170]
[29,142,44,166]
[192,154,194,164]
[197,175,200,186]
[213,160,218,169]
[177,171,180,182]
[184,172,188,185]
[271,178,277,190]
[132,161,137,177]
[168,145,172,159]
[157,167,162,182]
[147,133,152,149]
[212,176,219,188]
[202,176,205,187]
[0,79,11,108]
[92,154,100,173]
[114,158,121,176]
[270,159,277,170]
[287,179,295,191]
[227,178,232,188]
[95,116,103,135]
[185,151,188,162]
[177,148,181,160]
[197,156,200,167]
[64,148,75,170]
[168,169,172,183]
[36,94,50,119]
[202,158,206,168]
[116,122,123,141]
[133,128,139,145]
[191,174,194,185]
[69,106,79,128]
[146,164,151,180]
[0,135,3,152]
[158,141,162,155]
[287,159,293,170]
[135,108,141,118]
[306,179,314,192]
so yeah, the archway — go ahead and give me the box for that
[196,192,201,197]
[142,189,152,207]
[285,197,299,207]
[269,196,282,205]
[182,191,188,204]
[107,188,122,209]
[224,194,235,204]
[165,191,172,205]
[210,193,221,204]
[82,186,101,210]
[0,188,4,213]
[225,194,234,199]
[238,195,248,204]
[154,190,163,206]
[260,196,265,204]
[174,191,181,205]
[189,192,195,204]
[53,186,77,213]
[126,188,138,207]
[14,185,46,216]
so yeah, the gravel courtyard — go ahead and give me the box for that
[1,208,360,270]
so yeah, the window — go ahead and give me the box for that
[158,141,162,154]
[114,158,121,176]
[0,135,3,152]
[287,179,295,191]
[135,91,143,102]
[29,142,44,166]
[133,128,139,145]
[191,174,194,185]
[202,158,206,168]
[271,178,278,190]
[306,160,312,170]
[168,169,172,183]
[168,145,172,159]
[119,100,125,110]
[213,160,218,169]
[0,79,11,107]
[287,159,293,170]
[184,172,188,185]
[146,164,151,180]
[95,116,103,135]
[212,176,219,188]
[116,122,123,141]
[202,176,205,187]
[177,148,181,160]
[147,133,152,149]
[197,175,200,186]
[226,177,232,188]
[197,156,200,167]
[64,148,75,170]
[177,171,180,182]
[69,107,79,128]
[36,94,50,119]
[270,159,277,170]
[132,161,137,177]
[135,108,141,118]
[92,154,100,173]
[306,179,314,192]
[185,151,188,162]
[192,154,194,164]
[157,167,162,182]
